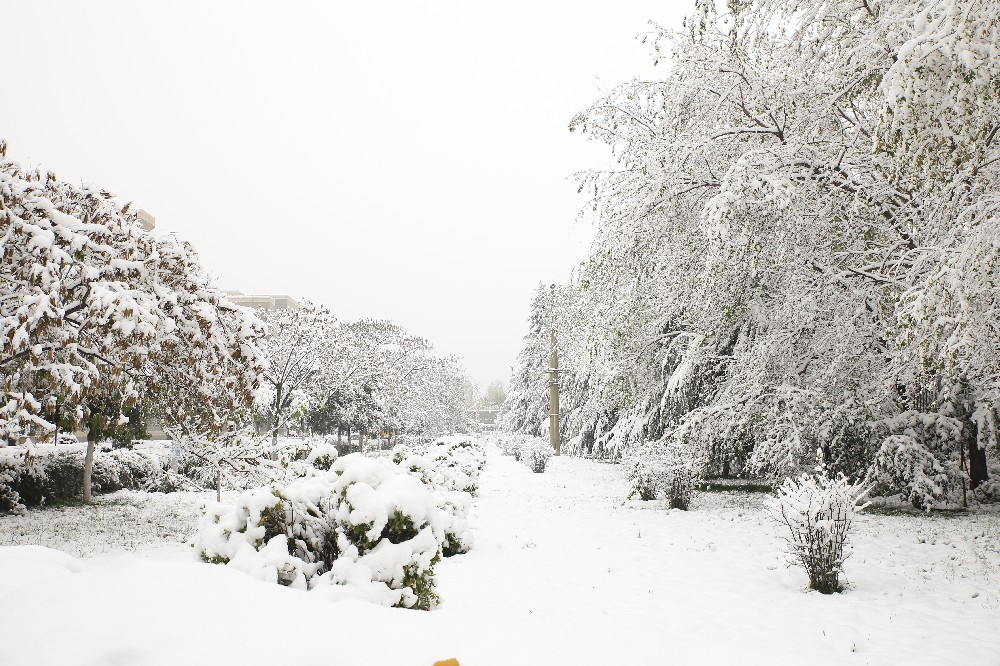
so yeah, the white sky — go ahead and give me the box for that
[1,1,687,390]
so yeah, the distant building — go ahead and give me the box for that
[224,291,301,311]
[474,407,500,430]
[136,209,156,231]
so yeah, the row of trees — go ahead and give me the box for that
[502,0,1000,509]
[253,306,472,448]
[1,140,471,499]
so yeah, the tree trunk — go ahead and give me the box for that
[83,429,97,503]
[347,426,352,452]
[549,326,560,456]
[53,402,60,446]
[968,423,989,490]
[337,428,342,446]
[272,383,283,451]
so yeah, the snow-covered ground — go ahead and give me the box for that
[1,450,998,665]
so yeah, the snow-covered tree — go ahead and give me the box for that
[505,0,999,504]
[0,141,267,500]
[254,304,338,448]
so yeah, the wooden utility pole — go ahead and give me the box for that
[549,284,560,456]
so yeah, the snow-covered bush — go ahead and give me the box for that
[403,434,486,494]
[768,469,869,594]
[518,438,553,473]
[664,465,695,510]
[321,455,444,609]
[627,453,696,509]
[395,436,483,556]
[278,438,314,464]
[194,451,472,610]
[628,458,659,501]
[872,411,965,510]
[435,490,473,557]
[494,433,523,457]
[305,441,339,471]
[0,468,20,513]
[195,485,313,586]
[91,449,163,493]
[0,453,82,512]
[0,449,167,512]
[512,443,524,462]
[390,442,412,464]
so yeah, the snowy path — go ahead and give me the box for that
[0,449,998,665]
[438,452,1000,664]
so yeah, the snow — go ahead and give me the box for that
[1,448,998,665]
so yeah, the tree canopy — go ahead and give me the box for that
[502,0,1000,509]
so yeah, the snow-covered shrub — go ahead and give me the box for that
[91,449,163,493]
[627,459,659,501]
[403,434,486,495]
[512,443,524,462]
[305,442,339,471]
[0,449,167,512]
[195,484,320,588]
[390,442,414,465]
[663,465,695,510]
[972,458,1000,502]
[0,453,82,511]
[627,453,696,509]
[768,469,869,594]
[494,433,522,457]
[393,454,475,557]
[323,455,445,609]
[194,452,458,610]
[278,438,314,464]
[435,489,474,557]
[518,438,553,473]
[0,468,24,513]
[872,411,965,510]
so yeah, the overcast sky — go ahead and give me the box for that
[2,1,687,390]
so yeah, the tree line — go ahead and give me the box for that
[0,140,472,499]
[502,0,999,509]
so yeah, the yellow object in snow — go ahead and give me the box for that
[433,660,460,666]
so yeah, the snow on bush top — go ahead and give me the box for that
[305,443,338,471]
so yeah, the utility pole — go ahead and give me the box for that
[549,284,560,456]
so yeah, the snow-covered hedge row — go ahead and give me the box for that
[175,435,341,492]
[392,434,486,495]
[390,434,483,557]
[0,448,168,513]
[195,436,484,610]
